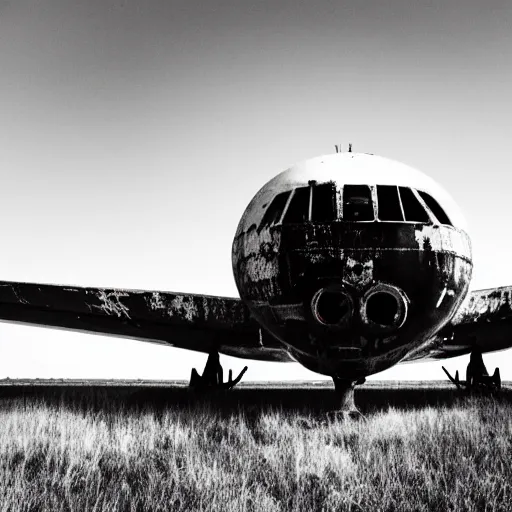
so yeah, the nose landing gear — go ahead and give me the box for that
[328,377,366,420]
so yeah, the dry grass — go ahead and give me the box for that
[0,385,511,511]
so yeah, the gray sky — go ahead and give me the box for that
[0,0,511,381]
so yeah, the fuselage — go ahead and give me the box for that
[232,153,472,380]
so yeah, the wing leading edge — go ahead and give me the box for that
[403,286,512,362]
[0,280,292,362]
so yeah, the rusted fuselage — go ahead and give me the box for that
[232,153,473,381]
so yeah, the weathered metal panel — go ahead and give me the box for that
[0,281,292,362]
[403,286,512,362]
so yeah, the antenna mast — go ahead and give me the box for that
[334,143,353,153]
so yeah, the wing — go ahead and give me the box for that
[403,285,512,362]
[0,280,292,362]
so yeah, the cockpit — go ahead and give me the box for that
[259,182,452,230]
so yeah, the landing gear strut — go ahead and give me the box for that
[189,349,248,391]
[329,377,365,419]
[442,346,501,394]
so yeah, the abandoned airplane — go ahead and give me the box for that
[0,152,509,413]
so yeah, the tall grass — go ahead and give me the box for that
[0,387,510,511]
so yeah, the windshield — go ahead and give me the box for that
[343,185,374,221]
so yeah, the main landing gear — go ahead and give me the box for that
[189,349,248,391]
[442,346,501,394]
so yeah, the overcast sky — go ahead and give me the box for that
[0,0,510,381]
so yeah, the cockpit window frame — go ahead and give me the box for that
[281,186,311,225]
[341,184,376,222]
[416,189,453,226]
[264,182,340,227]
[398,187,431,223]
[374,185,441,225]
[258,183,454,228]
[375,185,405,222]
[310,181,338,223]
[258,190,292,231]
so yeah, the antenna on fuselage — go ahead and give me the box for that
[334,143,352,153]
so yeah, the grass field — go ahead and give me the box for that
[0,382,510,511]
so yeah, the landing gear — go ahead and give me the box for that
[466,347,500,391]
[328,377,366,420]
[189,349,248,391]
[442,346,501,394]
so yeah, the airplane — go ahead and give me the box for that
[0,150,511,415]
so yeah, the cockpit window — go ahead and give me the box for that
[311,183,336,222]
[417,191,453,226]
[343,185,374,221]
[259,191,291,229]
[282,187,310,224]
[399,187,430,223]
[376,185,403,221]
[260,184,449,227]
[377,185,431,223]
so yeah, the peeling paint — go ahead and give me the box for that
[149,291,165,311]
[11,286,29,305]
[93,290,131,319]
[414,230,427,251]
[453,287,512,324]
[344,256,373,288]
[169,295,197,322]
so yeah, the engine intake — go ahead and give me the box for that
[361,283,408,331]
[311,286,353,326]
